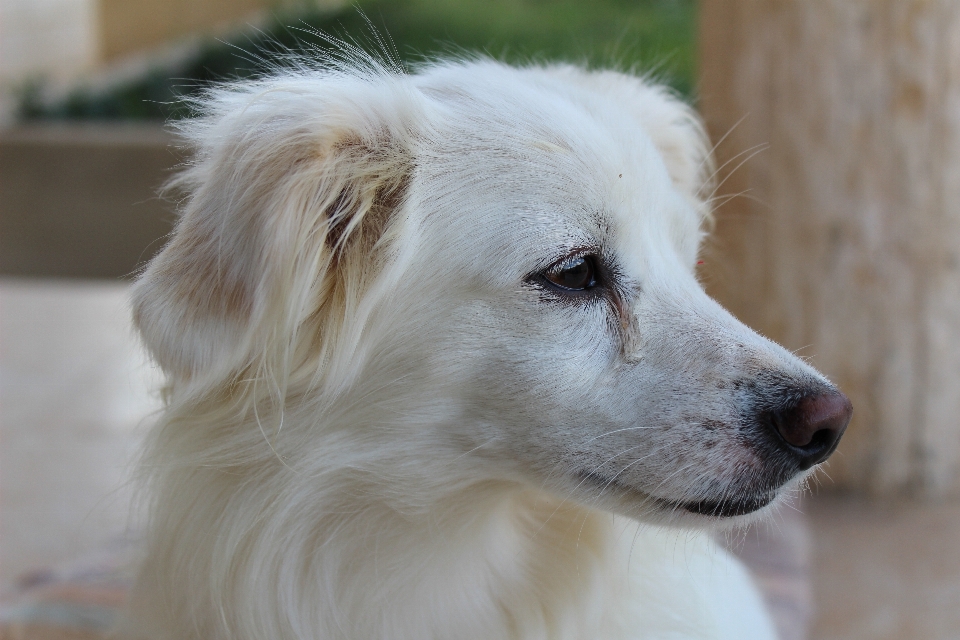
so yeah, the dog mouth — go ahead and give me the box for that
[671,493,777,518]
[576,471,777,519]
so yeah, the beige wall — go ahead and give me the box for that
[0,0,338,122]
[0,0,98,122]
[0,0,280,83]
[98,0,275,62]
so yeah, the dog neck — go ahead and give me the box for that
[129,459,637,639]
[298,479,635,639]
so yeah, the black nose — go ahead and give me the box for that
[768,391,852,470]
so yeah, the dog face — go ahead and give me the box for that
[134,60,850,528]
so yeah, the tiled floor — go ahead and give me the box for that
[3,278,960,638]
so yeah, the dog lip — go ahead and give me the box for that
[675,493,776,518]
[576,470,775,518]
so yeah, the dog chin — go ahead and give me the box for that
[575,470,783,523]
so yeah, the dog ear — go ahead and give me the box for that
[132,73,417,383]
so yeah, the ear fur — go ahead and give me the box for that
[133,69,418,384]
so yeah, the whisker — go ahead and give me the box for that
[579,425,655,446]
[707,144,769,202]
[698,113,750,176]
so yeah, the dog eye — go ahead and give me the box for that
[544,255,597,291]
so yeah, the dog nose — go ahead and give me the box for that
[768,391,852,470]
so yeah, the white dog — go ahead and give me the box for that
[124,56,851,640]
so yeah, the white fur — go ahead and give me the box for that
[123,57,831,639]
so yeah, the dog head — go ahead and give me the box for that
[134,59,850,527]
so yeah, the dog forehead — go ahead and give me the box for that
[411,68,682,272]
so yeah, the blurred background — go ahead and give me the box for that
[2,1,960,639]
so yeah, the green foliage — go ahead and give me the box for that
[21,0,696,120]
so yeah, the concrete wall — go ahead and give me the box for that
[0,124,177,279]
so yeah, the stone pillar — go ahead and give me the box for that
[699,1,960,497]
